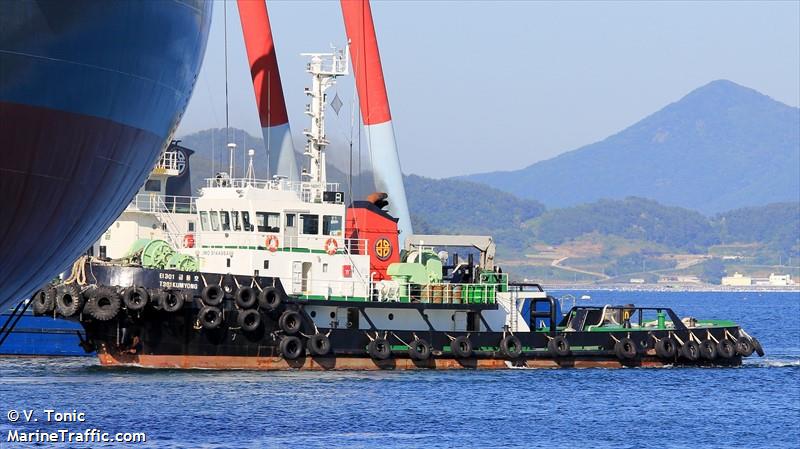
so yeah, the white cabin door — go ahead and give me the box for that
[285,213,297,248]
[291,261,303,295]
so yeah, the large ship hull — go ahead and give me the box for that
[0,0,212,307]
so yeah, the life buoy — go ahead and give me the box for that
[324,238,338,255]
[266,235,279,252]
[183,233,195,248]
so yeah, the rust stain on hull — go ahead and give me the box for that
[97,350,678,370]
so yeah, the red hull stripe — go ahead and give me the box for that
[237,0,289,127]
[341,0,392,125]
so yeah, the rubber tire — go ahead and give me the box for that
[500,335,523,359]
[55,283,84,317]
[409,338,432,361]
[278,310,302,335]
[201,285,225,306]
[548,335,571,357]
[237,309,261,332]
[736,339,754,357]
[308,333,331,356]
[752,338,765,357]
[717,338,736,359]
[161,290,186,313]
[235,287,257,309]
[450,336,473,358]
[198,306,222,330]
[655,337,678,359]
[614,338,638,360]
[258,287,282,311]
[279,336,304,360]
[149,289,164,310]
[32,287,54,315]
[368,338,391,360]
[84,287,122,321]
[122,286,149,311]
[699,340,717,360]
[681,341,700,361]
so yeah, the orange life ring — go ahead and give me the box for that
[324,238,338,255]
[183,234,195,248]
[266,235,279,252]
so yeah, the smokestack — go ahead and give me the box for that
[237,0,298,181]
[340,0,413,244]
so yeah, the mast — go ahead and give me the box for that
[237,0,299,181]
[300,46,349,201]
[340,0,413,244]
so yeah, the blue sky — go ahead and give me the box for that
[177,0,800,178]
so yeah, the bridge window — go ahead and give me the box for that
[256,212,280,233]
[232,211,241,231]
[199,212,210,231]
[144,179,161,192]
[323,215,342,236]
[300,214,319,235]
[220,211,230,231]
[209,211,220,231]
[241,211,253,231]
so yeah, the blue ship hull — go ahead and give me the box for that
[0,311,90,356]
[0,0,212,307]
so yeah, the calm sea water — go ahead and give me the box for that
[1,291,798,449]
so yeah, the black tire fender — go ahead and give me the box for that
[258,287,282,311]
[161,290,186,313]
[409,338,432,361]
[717,338,736,359]
[614,337,638,360]
[548,335,571,357]
[84,286,122,321]
[198,306,222,329]
[279,336,304,360]
[368,338,391,360]
[201,285,225,306]
[278,310,302,335]
[500,335,523,359]
[735,339,754,357]
[752,338,765,357]
[55,283,84,317]
[235,287,257,309]
[122,286,149,311]
[450,336,473,358]
[699,339,717,360]
[32,287,55,315]
[237,309,261,332]
[308,333,331,356]
[655,337,677,359]
[681,341,700,361]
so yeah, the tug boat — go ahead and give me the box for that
[33,49,764,370]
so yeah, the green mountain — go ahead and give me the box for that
[463,80,800,214]
[529,197,719,253]
[405,174,545,255]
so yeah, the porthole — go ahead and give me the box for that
[310,311,317,318]
[388,313,394,320]
[330,311,336,319]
